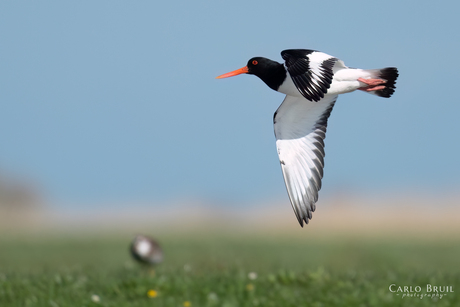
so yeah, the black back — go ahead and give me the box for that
[281,49,337,102]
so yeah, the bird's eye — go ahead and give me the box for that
[252,60,258,65]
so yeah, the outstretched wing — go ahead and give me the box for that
[281,49,338,102]
[274,94,338,226]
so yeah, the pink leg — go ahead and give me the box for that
[358,77,386,92]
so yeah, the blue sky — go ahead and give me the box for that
[1,1,459,207]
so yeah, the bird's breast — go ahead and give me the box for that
[277,72,304,98]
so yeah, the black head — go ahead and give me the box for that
[216,56,286,91]
[246,57,286,90]
[246,57,278,75]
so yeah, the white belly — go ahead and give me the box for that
[278,68,373,98]
[327,79,361,95]
[328,68,374,95]
[277,71,304,98]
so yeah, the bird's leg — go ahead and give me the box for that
[357,77,386,92]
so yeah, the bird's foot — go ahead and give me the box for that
[358,77,386,92]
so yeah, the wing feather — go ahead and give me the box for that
[281,49,338,102]
[274,94,338,226]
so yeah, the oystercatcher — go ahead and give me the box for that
[216,49,398,227]
[130,235,163,265]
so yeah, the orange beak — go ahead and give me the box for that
[216,66,249,79]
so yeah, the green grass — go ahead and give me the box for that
[1,232,459,306]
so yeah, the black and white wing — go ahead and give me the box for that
[281,49,338,102]
[274,94,338,227]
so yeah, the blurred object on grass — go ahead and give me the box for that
[130,234,163,265]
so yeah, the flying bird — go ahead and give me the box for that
[216,49,398,227]
[130,235,163,265]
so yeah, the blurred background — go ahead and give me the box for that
[0,0,459,235]
[2,4,460,306]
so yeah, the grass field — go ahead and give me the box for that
[1,229,459,307]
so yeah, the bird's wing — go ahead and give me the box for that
[281,49,338,102]
[274,94,338,227]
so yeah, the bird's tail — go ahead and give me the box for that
[365,67,399,98]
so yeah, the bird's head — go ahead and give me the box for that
[216,57,278,78]
[216,56,285,91]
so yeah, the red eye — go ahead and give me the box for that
[252,60,258,65]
